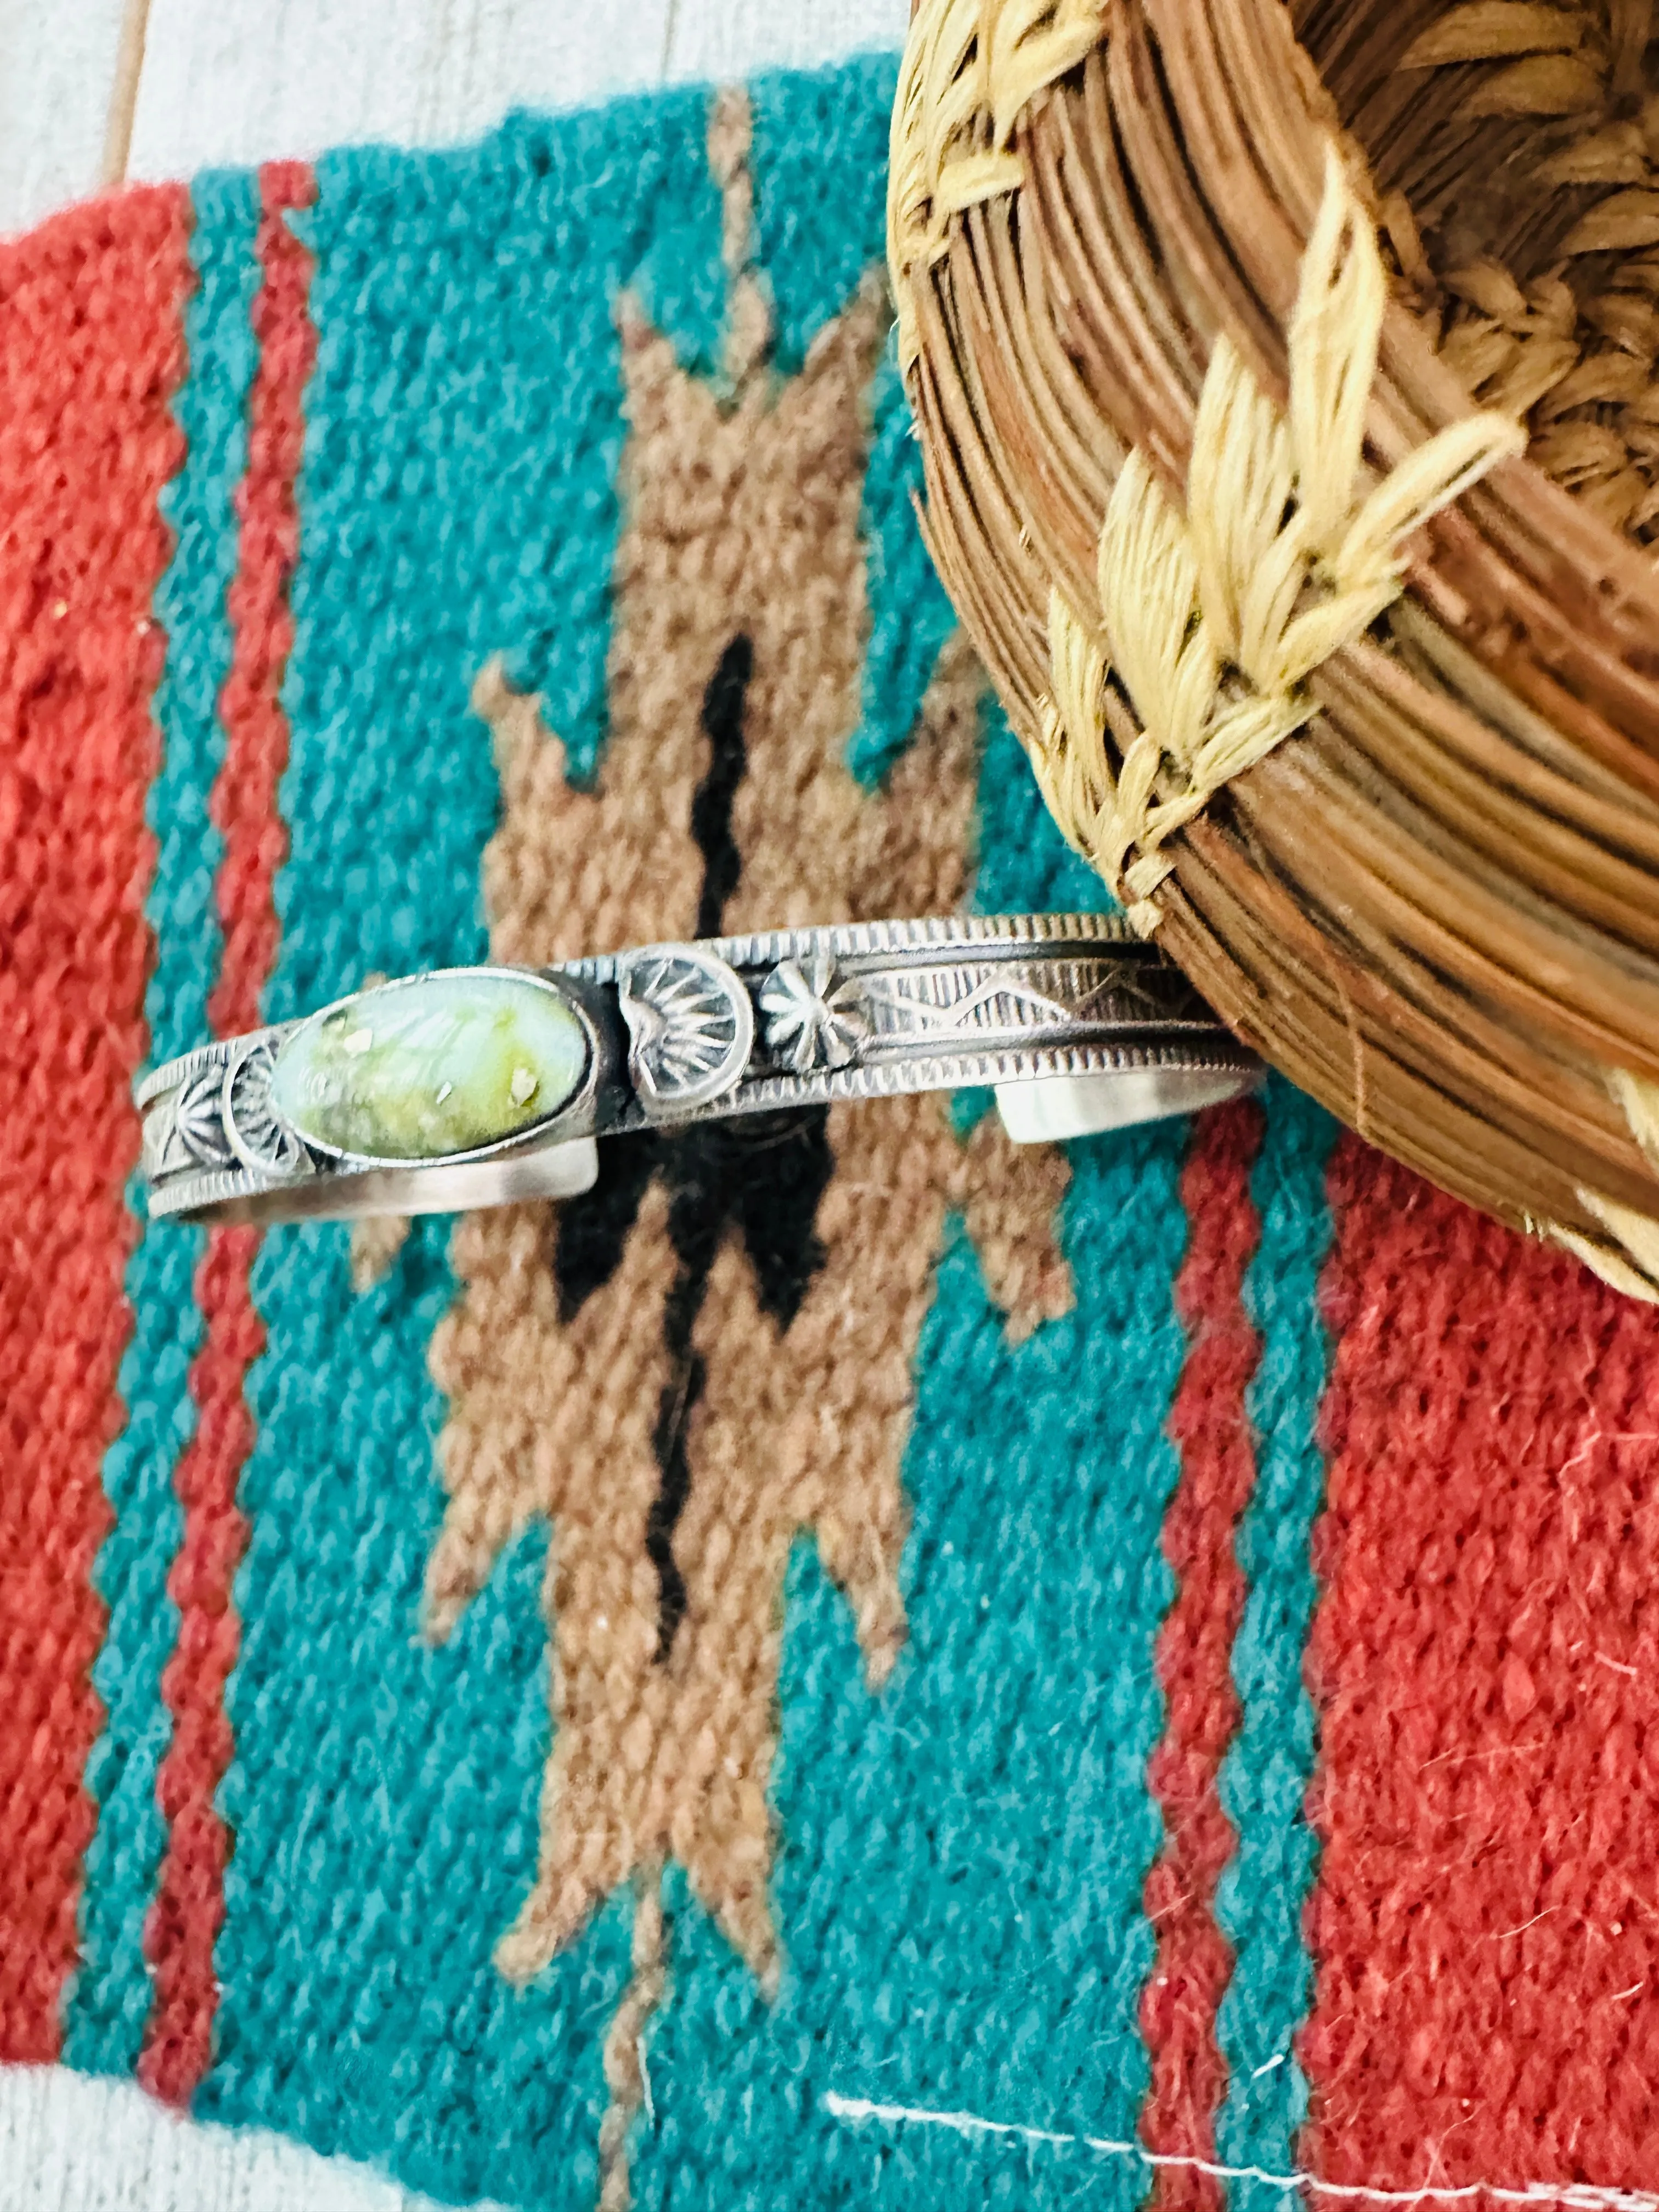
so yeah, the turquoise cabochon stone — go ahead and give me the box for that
[269,970,589,1162]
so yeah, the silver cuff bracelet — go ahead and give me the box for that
[135,913,1260,1227]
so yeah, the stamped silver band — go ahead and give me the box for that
[136,913,1260,1227]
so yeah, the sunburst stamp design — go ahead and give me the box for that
[617,947,754,1115]
[224,1041,312,1178]
[174,1065,234,1168]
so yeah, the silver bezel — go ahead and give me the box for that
[259,967,605,1171]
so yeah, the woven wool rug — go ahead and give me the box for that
[4,51,1659,2212]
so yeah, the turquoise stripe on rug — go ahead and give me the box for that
[750,55,897,376]
[1214,1075,1339,2208]
[974,699,1103,915]
[848,349,958,791]
[749,53,956,793]
[64,170,263,2078]
[196,97,724,2204]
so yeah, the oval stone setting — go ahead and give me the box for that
[270,971,588,1162]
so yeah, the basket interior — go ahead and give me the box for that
[1296,0,1659,543]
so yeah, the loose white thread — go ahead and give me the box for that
[822,2091,1659,2211]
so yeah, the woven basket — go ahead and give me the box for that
[888,0,1659,1300]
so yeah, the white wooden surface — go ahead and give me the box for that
[1,2066,502,2212]
[0,0,909,235]
[0,0,133,237]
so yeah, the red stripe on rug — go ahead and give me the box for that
[138,161,316,2108]
[0,189,191,2064]
[1302,1139,1659,2192]
[207,160,315,1045]
[1138,1098,1265,2208]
